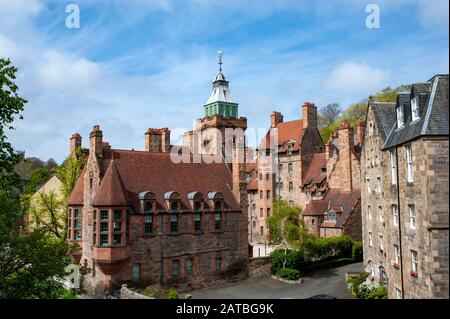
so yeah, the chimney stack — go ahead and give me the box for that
[89,125,103,159]
[145,128,171,152]
[70,133,82,155]
[302,102,317,129]
[356,121,365,146]
[338,123,354,192]
[270,111,283,128]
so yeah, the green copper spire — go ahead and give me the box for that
[204,51,239,118]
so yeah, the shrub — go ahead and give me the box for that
[352,241,363,262]
[270,249,304,271]
[302,236,353,263]
[276,268,301,281]
[168,288,179,299]
[347,272,369,296]
[368,285,387,299]
[357,281,380,299]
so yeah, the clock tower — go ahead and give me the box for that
[193,52,248,205]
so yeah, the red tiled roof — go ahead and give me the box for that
[258,120,305,152]
[302,190,360,222]
[68,166,86,205]
[302,152,327,187]
[246,162,258,191]
[71,149,241,212]
[92,158,128,206]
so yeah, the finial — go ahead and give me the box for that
[217,50,223,72]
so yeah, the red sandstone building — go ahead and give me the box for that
[247,104,363,243]
[67,61,248,297]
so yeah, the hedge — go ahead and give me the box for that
[352,241,363,262]
[271,236,361,272]
[276,268,301,281]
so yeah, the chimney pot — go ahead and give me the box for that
[270,111,283,128]
[302,102,317,129]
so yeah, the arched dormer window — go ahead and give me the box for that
[138,191,155,214]
[188,192,204,232]
[208,192,224,232]
[164,191,180,212]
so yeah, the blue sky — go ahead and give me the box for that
[1,0,448,162]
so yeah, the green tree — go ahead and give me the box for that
[23,167,52,194]
[267,201,311,248]
[0,228,72,298]
[56,149,85,204]
[340,102,367,125]
[0,58,73,298]
[373,85,411,102]
[0,58,26,191]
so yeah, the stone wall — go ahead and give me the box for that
[120,284,154,299]
[248,256,272,279]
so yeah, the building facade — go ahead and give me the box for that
[67,63,249,297]
[361,74,449,299]
[248,104,325,243]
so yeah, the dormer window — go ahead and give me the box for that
[287,145,293,156]
[396,105,404,129]
[164,191,180,212]
[170,201,178,212]
[144,201,153,213]
[411,97,420,122]
[139,191,155,214]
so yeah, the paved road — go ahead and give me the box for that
[185,262,362,299]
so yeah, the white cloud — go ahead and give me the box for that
[33,50,101,92]
[326,62,391,96]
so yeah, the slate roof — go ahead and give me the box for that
[382,74,449,149]
[370,101,396,141]
[69,149,241,212]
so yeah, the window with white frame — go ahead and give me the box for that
[392,204,399,226]
[368,206,372,220]
[396,105,404,128]
[390,149,397,185]
[376,177,381,194]
[378,206,384,223]
[396,288,402,299]
[411,97,420,122]
[368,232,373,247]
[409,205,416,230]
[379,235,384,252]
[406,144,413,182]
[367,179,371,193]
[394,244,400,265]
[411,250,418,273]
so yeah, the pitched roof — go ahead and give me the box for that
[302,190,360,229]
[92,157,129,206]
[370,102,396,141]
[382,75,449,149]
[73,149,241,212]
[68,166,86,205]
[302,152,327,187]
[245,162,258,191]
[258,119,305,151]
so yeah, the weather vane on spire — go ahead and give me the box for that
[217,50,223,72]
